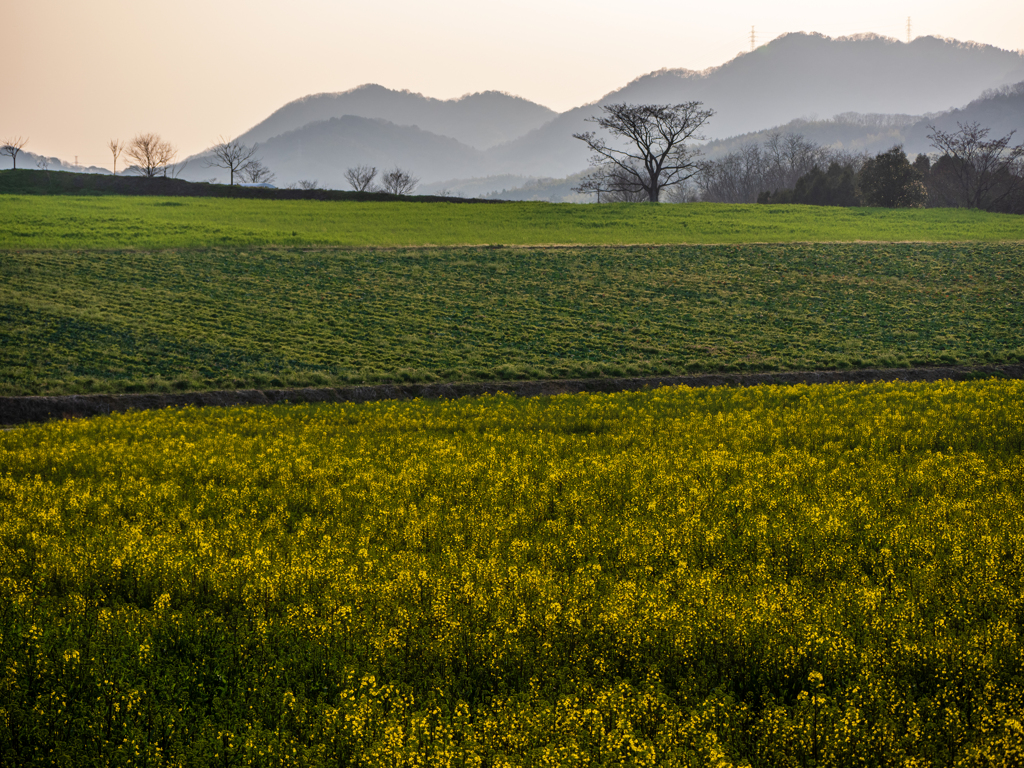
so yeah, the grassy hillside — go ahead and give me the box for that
[3,194,1024,249]
[3,380,1023,765]
[2,243,1023,396]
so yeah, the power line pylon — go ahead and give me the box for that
[750,26,756,52]
[907,17,911,44]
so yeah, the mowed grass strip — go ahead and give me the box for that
[2,243,1022,396]
[3,194,1024,249]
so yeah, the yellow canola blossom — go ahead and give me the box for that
[0,379,1023,766]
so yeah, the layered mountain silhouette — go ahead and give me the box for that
[483,33,1024,181]
[234,85,557,151]
[170,32,1024,192]
[701,81,1024,161]
[608,33,1024,134]
[255,116,485,185]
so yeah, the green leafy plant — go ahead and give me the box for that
[2,243,1022,396]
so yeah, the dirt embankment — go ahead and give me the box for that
[3,364,1022,428]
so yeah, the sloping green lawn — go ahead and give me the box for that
[3,194,1024,249]
[2,243,1022,395]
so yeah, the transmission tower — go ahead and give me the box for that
[750,26,756,52]
[907,17,911,44]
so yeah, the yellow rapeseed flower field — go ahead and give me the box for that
[1,380,1022,766]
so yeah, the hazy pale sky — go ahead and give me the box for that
[4,0,1023,167]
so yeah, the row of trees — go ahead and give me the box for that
[344,165,419,195]
[3,134,187,177]
[117,134,276,185]
[697,124,1024,212]
[695,133,852,204]
[756,147,927,208]
[5,130,420,194]
[3,133,275,185]
[568,101,1024,213]
[90,134,421,192]
[2,134,187,178]
[6,132,421,193]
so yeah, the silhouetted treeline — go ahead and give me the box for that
[695,125,1024,213]
[694,133,860,204]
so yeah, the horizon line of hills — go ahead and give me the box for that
[9,32,1024,201]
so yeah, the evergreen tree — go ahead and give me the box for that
[857,146,927,208]
[793,162,859,206]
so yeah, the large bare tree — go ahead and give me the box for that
[379,167,418,195]
[1,137,28,169]
[573,103,713,202]
[345,165,378,192]
[927,122,1024,210]
[204,137,260,185]
[125,133,177,177]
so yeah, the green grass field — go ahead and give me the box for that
[4,194,1024,249]
[2,243,1023,395]
[5,183,1024,767]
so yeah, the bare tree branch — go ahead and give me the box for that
[1,137,28,169]
[125,133,177,178]
[204,137,261,185]
[574,162,649,203]
[345,165,378,192]
[164,160,189,179]
[240,158,275,185]
[927,122,1024,209]
[108,139,125,175]
[380,167,418,195]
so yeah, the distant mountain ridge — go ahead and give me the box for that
[255,115,486,185]
[170,32,1024,190]
[609,33,1024,136]
[701,81,1024,161]
[234,85,557,151]
[486,33,1024,180]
